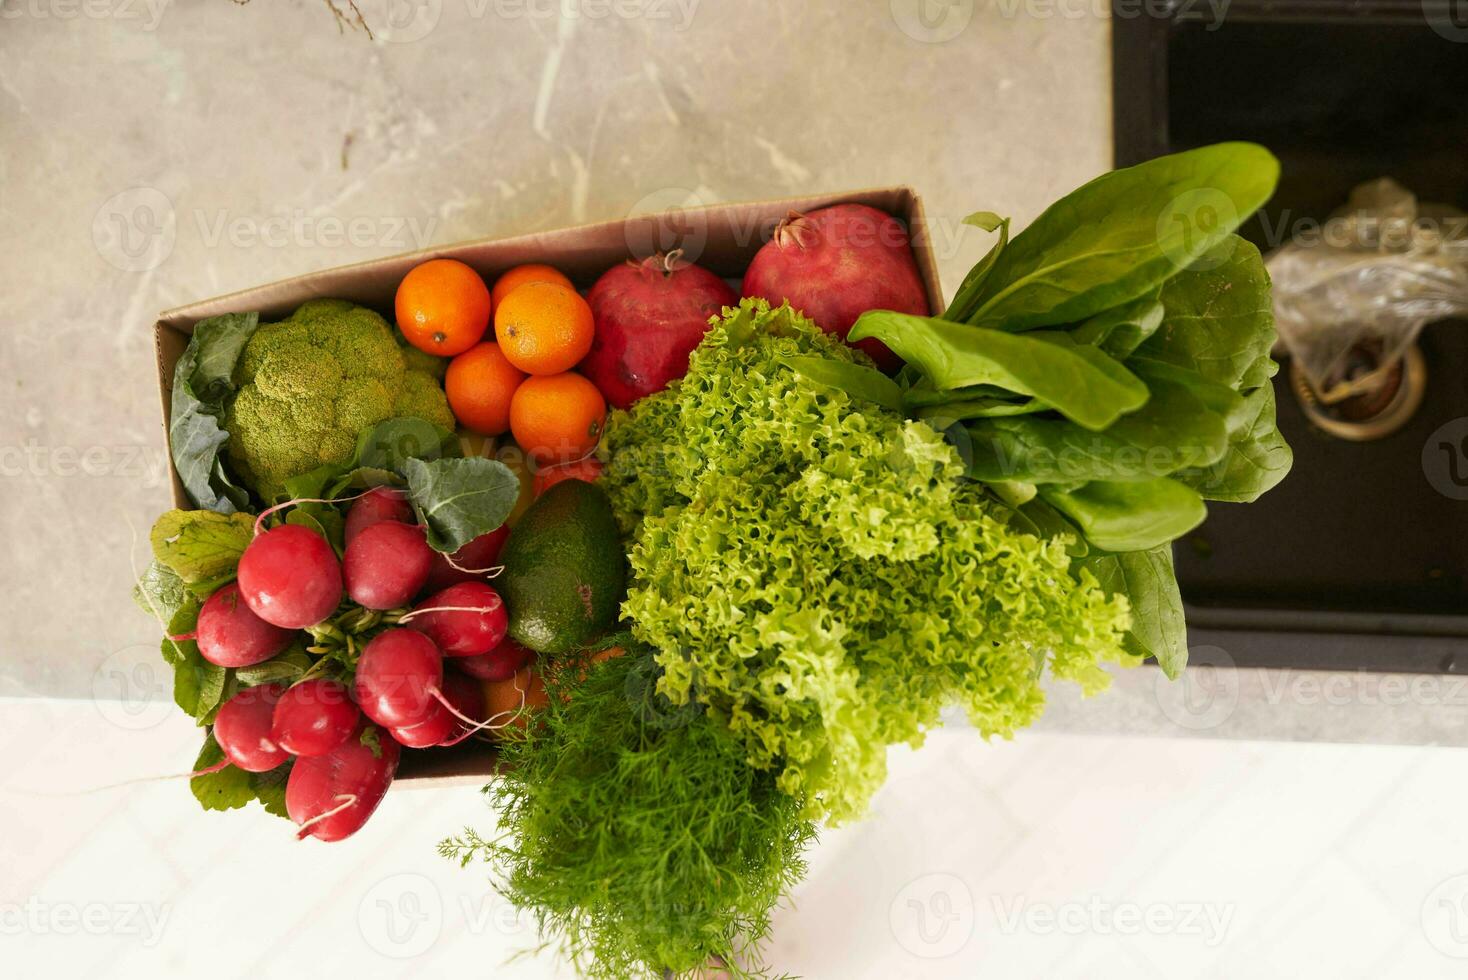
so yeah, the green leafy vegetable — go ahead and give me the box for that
[964,377,1231,484]
[132,560,197,632]
[1070,290,1165,359]
[1132,236,1276,389]
[169,312,260,513]
[965,142,1279,330]
[1039,478,1206,553]
[781,354,904,412]
[404,456,521,553]
[443,654,815,980]
[148,509,254,595]
[1179,383,1293,502]
[1079,546,1187,678]
[849,311,1149,430]
[190,734,292,817]
[942,212,1010,322]
[602,301,1132,824]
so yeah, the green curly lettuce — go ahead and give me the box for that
[603,300,1133,825]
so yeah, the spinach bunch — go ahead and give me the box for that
[816,143,1292,676]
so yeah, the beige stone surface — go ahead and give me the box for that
[0,1,1112,697]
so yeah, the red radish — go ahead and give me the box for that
[213,684,289,772]
[741,204,929,370]
[451,637,533,682]
[237,524,343,629]
[581,252,737,408]
[394,672,491,747]
[406,582,507,657]
[344,520,433,610]
[532,458,602,497]
[271,678,360,757]
[286,725,400,842]
[390,700,456,748]
[194,582,294,668]
[422,525,509,592]
[344,487,412,545]
[353,628,444,728]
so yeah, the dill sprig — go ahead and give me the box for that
[440,651,816,979]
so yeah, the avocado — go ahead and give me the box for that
[499,479,627,654]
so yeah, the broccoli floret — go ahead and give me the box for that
[224,299,454,501]
[395,328,448,381]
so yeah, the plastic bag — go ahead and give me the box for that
[1267,178,1468,402]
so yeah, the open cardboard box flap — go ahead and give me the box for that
[152,187,943,787]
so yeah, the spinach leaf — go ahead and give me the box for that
[1040,477,1206,553]
[168,312,259,512]
[1078,546,1187,678]
[966,143,1278,331]
[964,378,1230,484]
[782,355,904,412]
[405,456,521,553]
[1131,236,1275,389]
[914,396,1046,423]
[1070,289,1164,359]
[848,311,1149,430]
[942,212,1010,323]
[1178,382,1293,502]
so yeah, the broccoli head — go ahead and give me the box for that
[224,298,454,500]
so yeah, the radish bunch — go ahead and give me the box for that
[197,486,529,842]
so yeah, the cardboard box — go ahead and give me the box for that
[153,187,944,785]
